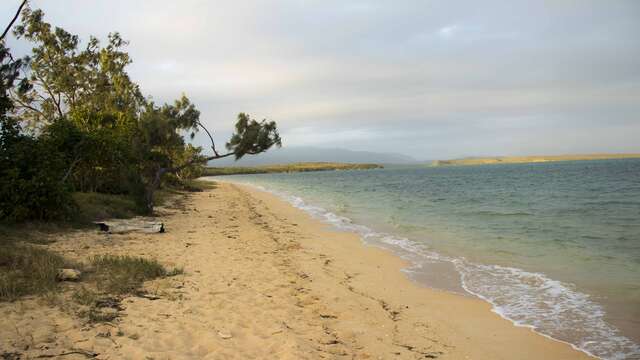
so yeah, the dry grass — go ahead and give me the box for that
[0,243,72,301]
[90,255,180,295]
[0,245,182,305]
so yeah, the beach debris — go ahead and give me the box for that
[94,296,124,311]
[136,293,161,300]
[85,296,124,322]
[93,219,164,234]
[34,349,98,358]
[56,268,82,281]
[217,330,233,339]
[135,292,161,301]
[89,307,119,323]
[319,313,338,319]
[1,352,21,360]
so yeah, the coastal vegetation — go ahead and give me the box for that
[203,162,382,176]
[432,153,640,166]
[0,2,280,223]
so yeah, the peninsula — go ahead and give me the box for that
[432,153,640,166]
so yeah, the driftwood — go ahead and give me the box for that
[93,219,164,234]
[35,349,98,358]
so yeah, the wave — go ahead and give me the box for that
[230,180,640,360]
[583,200,640,206]
[465,210,534,217]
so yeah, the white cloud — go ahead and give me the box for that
[438,24,460,38]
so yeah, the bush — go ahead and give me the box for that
[0,125,76,222]
[71,192,140,223]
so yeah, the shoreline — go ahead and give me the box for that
[1,182,592,359]
[231,182,594,359]
[226,179,636,358]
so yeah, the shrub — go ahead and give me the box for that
[71,192,139,223]
[0,123,76,222]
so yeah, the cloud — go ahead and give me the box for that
[438,24,460,38]
[1,0,639,159]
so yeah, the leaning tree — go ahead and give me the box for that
[140,105,281,213]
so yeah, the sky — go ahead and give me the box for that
[2,0,640,160]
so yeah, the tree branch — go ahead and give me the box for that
[9,88,46,118]
[167,151,235,175]
[60,140,86,184]
[1,0,28,42]
[197,120,219,156]
[34,71,64,119]
[61,156,81,183]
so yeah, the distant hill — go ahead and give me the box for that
[207,147,416,167]
[432,153,640,166]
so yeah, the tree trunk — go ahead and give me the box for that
[145,167,167,214]
[143,152,237,213]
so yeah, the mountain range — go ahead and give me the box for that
[207,147,417,167]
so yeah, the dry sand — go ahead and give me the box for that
[0,182,593,359]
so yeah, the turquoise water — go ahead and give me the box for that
[216,159,640,359]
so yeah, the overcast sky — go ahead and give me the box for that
[3,0,639,159]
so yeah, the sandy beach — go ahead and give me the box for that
[0,182,593,359]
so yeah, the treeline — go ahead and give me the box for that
[203,162,383,176]
[0,4,280,222]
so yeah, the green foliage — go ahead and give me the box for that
[71,192,139,222]
[13,7,144,127]
[135,95,202,176]
[1,6,282,221]
[1,43,75,221]
[0,243,69,301]
[46,119,141,194]
[0,44,28,115]
[0,130,76,221]
[226,113,281,160]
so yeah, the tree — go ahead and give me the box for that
[2,3,282,219]
[1,41,75,221]
[141,110,282,213]
[11,6,144,129]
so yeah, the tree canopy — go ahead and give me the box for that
[0,3,281,221]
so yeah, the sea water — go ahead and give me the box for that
[213,158,640,359]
